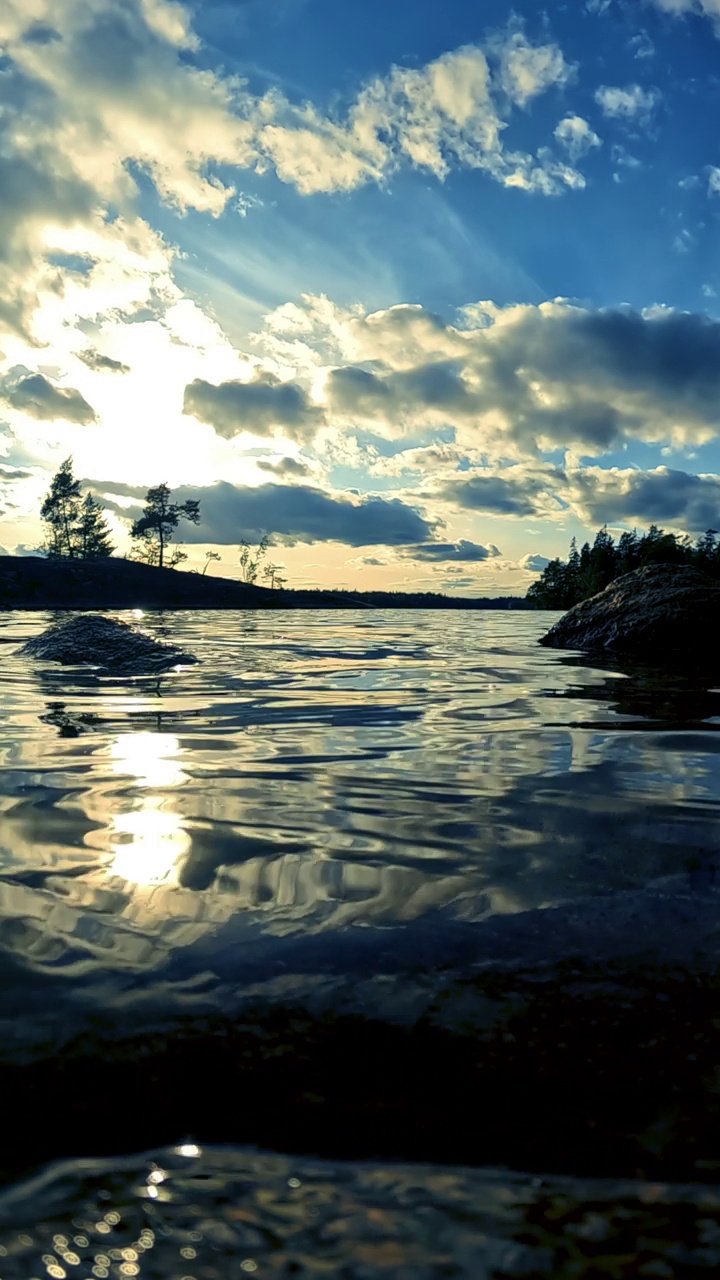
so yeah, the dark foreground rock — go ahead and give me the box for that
[22,613,198,672]
[539,563,720,656]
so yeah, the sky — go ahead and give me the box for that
[2,0,720,595]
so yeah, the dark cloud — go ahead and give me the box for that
[84,479,148,498]
[326,360,476,424]
[184,373,319,440]
[77,350,131,374]
[0,464,32,479]
[400,539,502,562]
[440,468,567,518]
[20,22,61,45]
[316,300,720,456]
[257,455,312,479]
[570,466,720,532]
[3,374,97,424]
[161,481,436,546]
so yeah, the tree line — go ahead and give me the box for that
[40,457,200,569]
[526,525,720,609]
[38,458,288,586]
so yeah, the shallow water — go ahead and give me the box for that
[2,608,720,1267]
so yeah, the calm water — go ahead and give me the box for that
[2,607,720,1269]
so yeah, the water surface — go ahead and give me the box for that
[2,608,720,1192]
[2,608,718,988]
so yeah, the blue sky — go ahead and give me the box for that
[2,0,720,593]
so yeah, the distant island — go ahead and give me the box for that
[0,556,530,612]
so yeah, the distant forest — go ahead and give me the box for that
[294,589,531,610]
[526,525,720,609]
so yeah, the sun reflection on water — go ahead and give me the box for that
[108,732,190,885]
[110,732,187,788]
[111,805,191,886]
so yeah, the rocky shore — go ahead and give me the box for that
[540,563,720,657]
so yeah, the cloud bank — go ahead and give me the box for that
[260,296,720,460]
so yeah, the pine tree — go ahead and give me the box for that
[130,483,200,569]
[77,492,114,558]
[40,458,82,558]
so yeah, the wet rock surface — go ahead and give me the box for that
[21,613,198,673]
[539,564,720,656]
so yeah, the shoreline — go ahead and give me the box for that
[0,555,531,612]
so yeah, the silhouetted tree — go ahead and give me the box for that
[526,522,720,608]
[262,561,287,589]
[129,484,200,570]
[238,535,269,584]
[616,529,640,577]
[77,492,114,558]
[40,458,82,558]
[694,528,718,571]
[40,458,114,559]
[587,526,616,596]
[202,550,221,575]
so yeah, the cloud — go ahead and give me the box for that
[0,4,589,353]
[554,115,602,160]
[645,0,720,31]
[400,539,502,562]
[437,460,720,535]
[2,373,97,424]
[440,465,568,518]
[275,296,720,460]
[520,553,552,572]
[495,30,574,107]
[121,480,438,546]
[629,32,655,58]
[257,455,314,479]
[76,350,131,374]
[183,373,320,441]
[708,167,720,196]
[260,31,581,197]
[594,84,659,122]
[567,465,720,532]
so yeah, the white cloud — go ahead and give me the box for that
[257,294,720,462]
[708,167,720,195]
[646,0,720,29]
[0,3,591,360]
[554,115,602,160]
[520,553,551,572]
[494,30,574,107]
[595,84,659,122]
[259,34,580,197]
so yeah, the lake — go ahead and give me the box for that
[2,607,720,1275]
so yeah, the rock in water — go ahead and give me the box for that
[539,563,720,657]
[22,614,198,672]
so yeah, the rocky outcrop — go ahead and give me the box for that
[539,563,720,656]
[22,613,198,672]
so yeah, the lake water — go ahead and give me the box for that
[2,607,720,1274]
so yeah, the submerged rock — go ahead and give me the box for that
[22,613,198,673]
[539,563,720,656]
